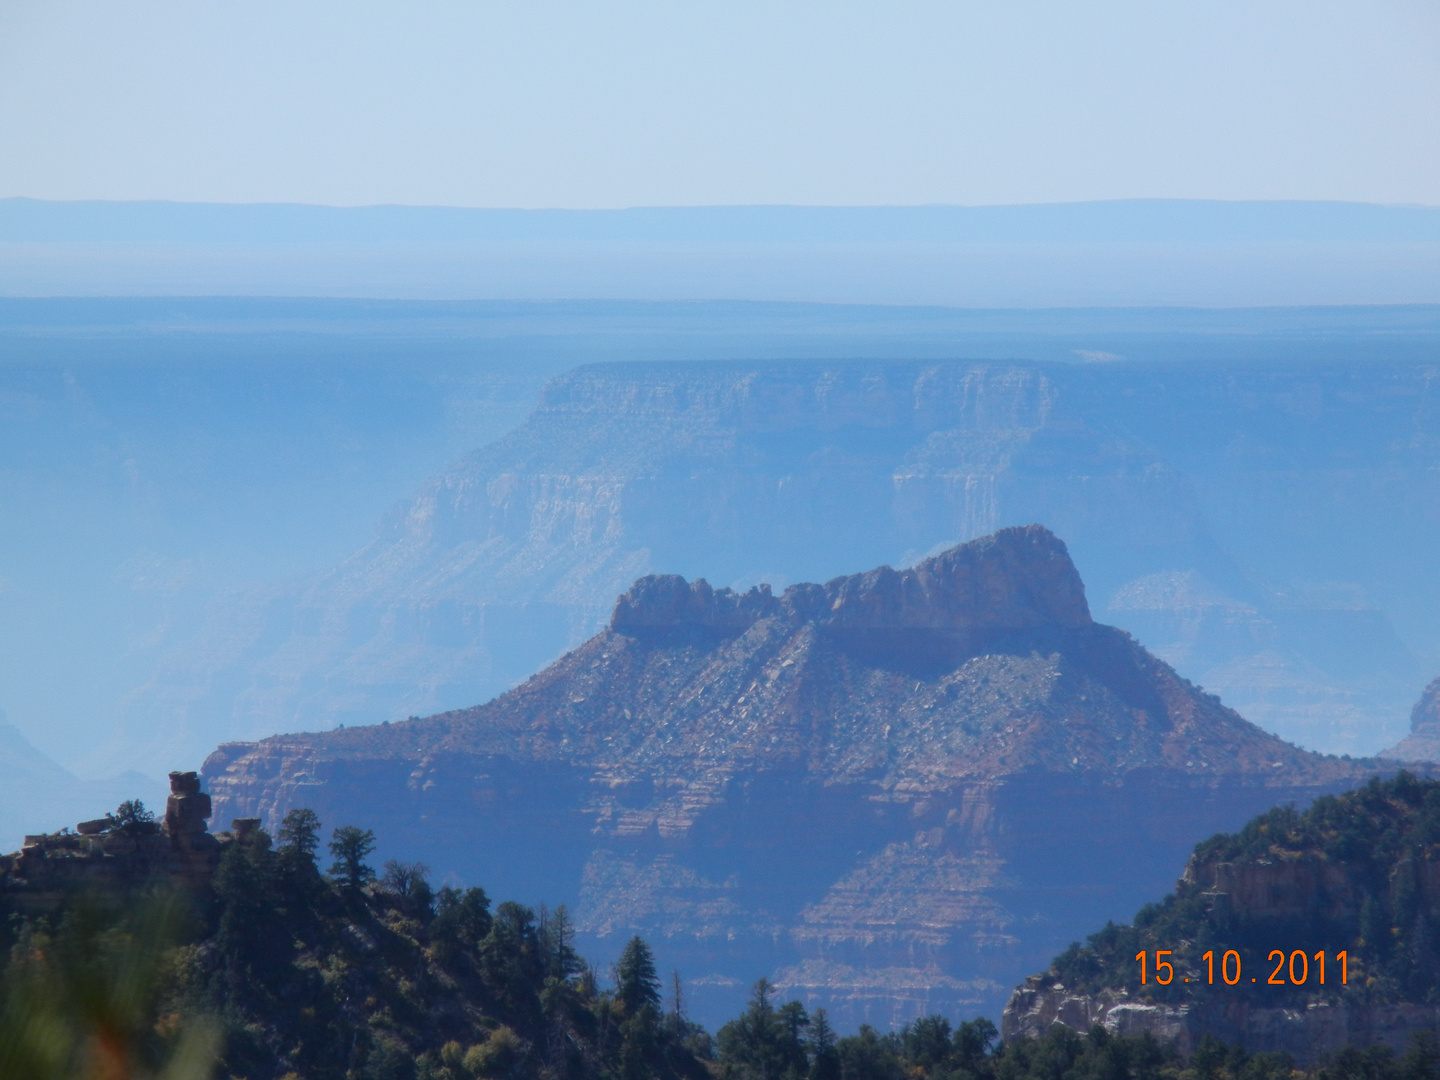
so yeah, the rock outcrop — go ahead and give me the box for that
[1382,677,1440,762]
[611,527,1090,662]
[0,771,257,910]
[202,526,1376,1029]
[1002,977,1440,1065]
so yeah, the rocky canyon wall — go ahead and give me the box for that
[202,529,1377,1029]
[134,360,1438,769]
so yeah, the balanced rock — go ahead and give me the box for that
[164,770,213,842]
[1,769,229,909]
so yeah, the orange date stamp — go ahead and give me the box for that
[1135,949,1348,986]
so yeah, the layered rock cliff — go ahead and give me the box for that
[1382,677,1440,763]
[202,526,1374,1029]
[126,359,1436,775]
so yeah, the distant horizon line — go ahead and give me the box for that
[6,198,1437,304]
[5,195,1440,212]
[6,196,1439,249]
[3,295,1440,318]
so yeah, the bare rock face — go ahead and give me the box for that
[164,770,215,849]
[611,576,782,636]
[203,526,1372,1029]
[1382,677,1440,762]
[788,525,1091,636]
[1002,979,1440,1066]
[611,527,1090,668]
[1418,679,1440,729]
[126,358,1440,776]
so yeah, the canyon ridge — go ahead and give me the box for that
[203,526,1378,1028]
[127,358,1439,777]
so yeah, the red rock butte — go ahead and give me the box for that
[203,525,1377,1028]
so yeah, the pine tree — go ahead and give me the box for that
[215,845,293,991]
[433,885,493,957]
[277,808,321,857]
[112,799,158,837]
[1393,860,1420,932]
[904,1015,952,1074]
[809,1008,840,1080]
[481,902,544,1024]
[328,825,377,891]
[776,1001,811,1078]
[615,936,661,1015]
[541,905,582,982]
[718,978,790,1080]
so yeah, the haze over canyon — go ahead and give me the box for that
[123,355,1440,773]
[202,526,1387,1029]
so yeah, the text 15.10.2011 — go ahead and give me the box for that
[1134,950,1348,986]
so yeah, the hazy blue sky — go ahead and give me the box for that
[0,0,1436,208]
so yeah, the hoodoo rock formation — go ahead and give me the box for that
[203,526,1375,1028]
[0,771,266,910]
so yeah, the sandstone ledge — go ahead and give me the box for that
[1001,977,1440,1065]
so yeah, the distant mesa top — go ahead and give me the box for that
[205,522,1359,808]
[611,524,1091,638]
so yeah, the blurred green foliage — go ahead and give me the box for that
[0,889,218,1080]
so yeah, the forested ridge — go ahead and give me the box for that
[1050,772,1440,1006]
[4,801,1440,1080]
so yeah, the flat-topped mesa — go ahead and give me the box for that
[609,524,1091,640]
